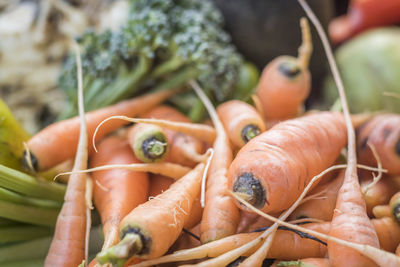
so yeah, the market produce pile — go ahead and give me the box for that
[1,0,400,266]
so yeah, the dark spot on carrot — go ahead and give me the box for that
[241,124,261,143]
[22,150,38,172]
[233,172,266,209]
[396,138,400,156]
[382,127,392,139]
[278,61,301,78]
[227,256,246,267]
[360,137,368,150]
[142,136,167,160]
[122,227,152,255]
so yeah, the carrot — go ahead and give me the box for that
[356,114,400,175]
[144,105,206,167]
[216,100,266,148]
[190,80,240,243]
[127,123,169,163]
[371,217,400,253]
[289,170,345,222]
[149,174,203,230]
[96,162,206,266]
[45,44,89,267]
[90,135,149,250]
[23,88,177,172]
[390,192,400,223]
[297,1,381,266]
[361,173,399,217]
[256,17,312,121]
[232,191,400,267]
[228,111,347,214]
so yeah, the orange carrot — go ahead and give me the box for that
[90,135,149,250]
[228,112,347,214]
[127,123,169,163]
[96,162,206,266]
[356,114,400,175]
[371,217,400,253]
[144,105,206,167]
[23,89,177,171]
[256,18,312,121]
[45,45,89,267]
[149,174,203,230]
[190,80,240,243]
[297,1,381,266]
[289,170,345,222]
[216,100,266,148]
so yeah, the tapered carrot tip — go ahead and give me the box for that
[241,125,261,143]
[97,233,143,267]
[232,172,266,209]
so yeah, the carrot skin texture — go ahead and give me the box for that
[216,100,266,148]
[90,135,149,250]
[229,112,347,214]
[26,90,176,171]
[119,163,205,260]
[356,114,400,175]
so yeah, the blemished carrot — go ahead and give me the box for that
[216,100,266,148]
[144,105,206,167]
[127,123,169,163]
[96,162,206,266]
[190,80,240,243]
[297,1,381,266]
[23,88,177,172]
[256,18,312,121]
[272,258,330,267]
[149,174,203,230]
[356,114,400,175]
[360,173,399,217]
[45,45,89,267]
[228,112,347,214]
[90,135,149,250]
[288,170,345,222]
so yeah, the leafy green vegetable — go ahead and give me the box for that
[59,0,248,120]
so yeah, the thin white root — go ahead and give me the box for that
[297,17,313,69]
[362,142,383,194]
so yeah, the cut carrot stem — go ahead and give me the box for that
[0,164,66,202]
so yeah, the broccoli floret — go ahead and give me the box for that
[58,0,253,121]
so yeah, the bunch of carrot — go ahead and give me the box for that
[9,1,400,266]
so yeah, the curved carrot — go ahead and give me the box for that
[45,45,89,267]
[256,18,312,121]
[296,2,381,266]
[127,123,169,163]
[228,112,347,214]
[144,105,206,167]
[149,174,203,230]
[356,114,400,175]
[216,100,266,148]
[24,89,177,171]
[289,170,345,222]
[90,135,149,250]
[190,81,240,243]
[96,162,206,266]
[371,217,400,253]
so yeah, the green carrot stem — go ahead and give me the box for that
[0,200,59,227]
[0,217,18,227]
[0,236,52,263]
[0,258,45,267]
[0,187,62,208]
[0,165,66,202]
[0,225,53,243]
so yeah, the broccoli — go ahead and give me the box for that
[58,0,258,121]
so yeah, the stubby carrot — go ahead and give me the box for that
[90,135,149,250]
[217,100,266,148]
[96,162,206,266]
[228,112,347,214]
[23,89,177,171]
[256,18,312,121]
